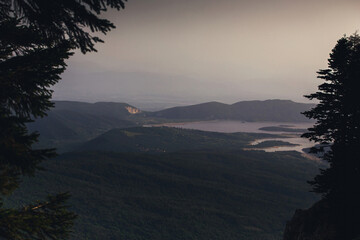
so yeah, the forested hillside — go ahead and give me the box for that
[77,127,280,153]
[7,151,319,240]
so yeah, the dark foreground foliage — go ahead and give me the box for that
[7,150,319,240]
[1,0,127,238]
[284,33,360,240]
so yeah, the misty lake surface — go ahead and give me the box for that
[151,120,315,154]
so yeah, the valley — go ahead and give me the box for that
[4,4,357,239]
[11,99,323,240]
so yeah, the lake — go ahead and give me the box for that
[151,120,311,134]
[148,120,316,156]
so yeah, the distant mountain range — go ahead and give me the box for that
[149,99,314,122]
[27,99,314,151]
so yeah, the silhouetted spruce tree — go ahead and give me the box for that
[302,33,360,239]
[0,0,126,239]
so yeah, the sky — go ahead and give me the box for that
[53,0,360,109]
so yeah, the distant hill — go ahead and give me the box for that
[28,110,134,139]
[77,127,278,153]
[151,101,230,120]
[27,101,142,151]
[53,101,143,118]
[150,100,314,122]
[7,150,319,240]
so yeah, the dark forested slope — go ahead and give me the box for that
[7,150,319,240]
[77,127,278,153]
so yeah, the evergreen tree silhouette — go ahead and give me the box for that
[302,33,360,239]
[0,0,126,238]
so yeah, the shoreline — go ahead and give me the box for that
[144,120,318,160]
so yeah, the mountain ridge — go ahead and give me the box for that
[27,99,314,151]
[150,99,314,122]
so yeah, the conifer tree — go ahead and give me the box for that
[0,0,126,238]
[302,33,360,239]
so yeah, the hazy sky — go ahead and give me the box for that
[53,0,360,107]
